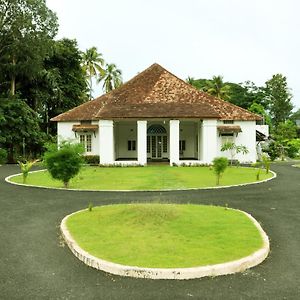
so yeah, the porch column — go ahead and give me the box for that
[99,120,114,164]
[137,120,147,165]
[200,119,217,163]
[169,120,180,165]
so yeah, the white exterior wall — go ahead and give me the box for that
[200,119,218,163]
[179,122,197,158]
[256,125,269,137]
[57,121,99,155]
[137,121,147,165]
[169,120,180,165]
[99,120,114,164]
[114,122,137,159]
[217,121,257,163]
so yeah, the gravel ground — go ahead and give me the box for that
[0,163,299,299]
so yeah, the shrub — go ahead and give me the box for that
[0,148,7,164]
[212,157,228,185]
[84,155,100,165]
[43,141,84,188]
[265,141,280,161]
[18,159,39,183]
[285,139,300,158]
[261,154,271,174]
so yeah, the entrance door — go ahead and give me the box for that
[148,135,167,159]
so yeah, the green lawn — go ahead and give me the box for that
[10,165,273,190]
[66,204,264,268]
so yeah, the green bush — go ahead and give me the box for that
[84,155,99,165]
[0,148,8,164]
[265,141,280,161]
[212,157,228,185]
[43,141,84,188]
[261,154,271,174]
[18,159,39,183]
[285,139,300,158]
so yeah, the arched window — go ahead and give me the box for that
[147,124,167,135]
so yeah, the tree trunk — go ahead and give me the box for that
[63,181,69,188]
[10,56,16,96]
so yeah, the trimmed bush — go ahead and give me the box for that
[0,148,8,164]
[43,141,84,188]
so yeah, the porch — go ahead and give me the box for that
[99,119,218,166]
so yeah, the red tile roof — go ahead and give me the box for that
[51,64,261,122]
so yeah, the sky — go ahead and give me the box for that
[47,0,300,110]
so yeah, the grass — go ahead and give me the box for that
[9,165,273,190]
[66,204,264,268]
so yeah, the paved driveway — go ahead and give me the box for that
[0,163,299,299]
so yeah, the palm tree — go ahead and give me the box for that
[205,75,231,100]
[81,47,105,99]
[99,63,122,93]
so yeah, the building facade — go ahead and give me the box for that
[52,64,267,166]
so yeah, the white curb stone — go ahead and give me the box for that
[60,207,270,280]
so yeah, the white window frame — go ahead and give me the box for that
[79,133,92,153]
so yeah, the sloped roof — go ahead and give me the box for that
[51,63,261,122]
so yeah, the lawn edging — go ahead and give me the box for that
[60,206,270,280]
[5,168,277,192]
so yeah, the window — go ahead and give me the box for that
[163,136,168,152]
[128,140,136,151]
[79,134,92,153]
[223,120,234,124]
[179,140,186,151]
[147,136,150,153]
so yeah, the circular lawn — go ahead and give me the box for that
[8,165,274,190]
[64,204,265,269]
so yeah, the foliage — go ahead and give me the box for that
[221,142,249,165]
[261,154,271,174]
[0,98,46,162]
[99,63,123,93]
[212,157,229,185]
[81,46,105,99]
[0,148,8,164]
[285,139,300,158]
[264,141,280,161]
[18,159,39,183]
[83,155,100,165]
[0,0,58,96]
[248,103,272,126]
[265,74,293,126]
[273,120,297,143]
[43,141,84,188]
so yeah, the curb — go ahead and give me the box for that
[5,168,277,192]
[60,206,270,280]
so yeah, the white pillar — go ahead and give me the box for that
[200,119,217,164]
[169,120,180,165]
[99,120,114,164]
[137,120,147,165]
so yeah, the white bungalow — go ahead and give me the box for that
[51,64,268,166]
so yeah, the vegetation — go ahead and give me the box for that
[66,204,263,268]
[43,142,84,188]
[212,157,229,185]
[81,46,105,99]
[9,165,273,190]
[0,148,7,164]
[18,159,39,183]
[99,63,123,93]
[220,142,249,165]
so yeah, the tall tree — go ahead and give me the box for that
[265,74,293,125]
[205,75,231,100]
[99,63,123,93]
[21,39,88,134]
[81,47,105,99]
[0,0,58,96]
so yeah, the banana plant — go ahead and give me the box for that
[18,159,39,183]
